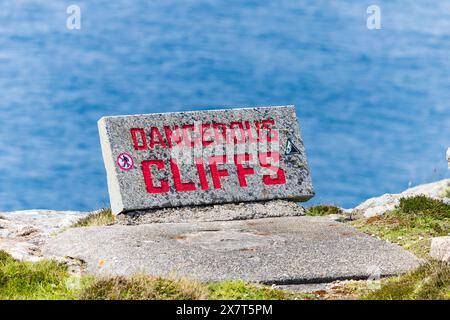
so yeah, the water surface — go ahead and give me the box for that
[0,1,449,211]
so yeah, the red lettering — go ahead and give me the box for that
[258,152,286,185]
[164,126,183,148]
[195,158,209,190]
[234,154,255,187]
[261,119,279,142]
[254,121,262,141]
[182,124,199,148]
[141,160,169,193]
[230,121,246,144]
[209,155,229,189]
[201,123,214,147]
[130,128,148,150]
[213,123,229,144]
[170,159,196,192]
[150,127,167,149]
[244,121,260,143]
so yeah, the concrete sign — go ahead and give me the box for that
[98,106,314,214]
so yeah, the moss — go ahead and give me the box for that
[307,205,342,216]
[363,261,450,300]
[351,196,450,258]
[72,208,115,228]
[0,250,81,300]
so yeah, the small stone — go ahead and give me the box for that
[430,236,450,263]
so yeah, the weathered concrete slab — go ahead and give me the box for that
[117,200,306,224]
[44,216,420,284]
[98,106,314,214]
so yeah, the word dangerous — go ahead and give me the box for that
[130,119,278,149]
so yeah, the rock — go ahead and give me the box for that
[430,236,450,263]
[44,216,420,283]
[98,106,314,214]
[352,179,450,218]
[0,210,85,261]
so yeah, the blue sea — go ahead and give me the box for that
[1,1,449,211]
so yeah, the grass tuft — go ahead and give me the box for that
[0,250,80,300]
[207,280,309,300]
[79,274,207,300]
[351,195,450,258]
[363,260,450,300]
[398,195,450,218]
[79,276,314,300]
[72,208,115,228]
[307,205,342,216]
[0,251,15,264]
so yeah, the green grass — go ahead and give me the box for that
[207,280,313,300]
[398,195,450,218]
[2,195,449,300]
[80,278,312,300]
[79,274,208,300]
[351,195,450,258]
[0,250,83,300]
[363,261,450,300]
[306,205,342,216]
[71,208,115,228]
[0,250,310,300]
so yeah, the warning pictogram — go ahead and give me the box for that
[285,138,301,156]
[117,152,134,171]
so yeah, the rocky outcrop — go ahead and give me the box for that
[0,210,85,261]
[430,236,450,263]
[351,179,450,218]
